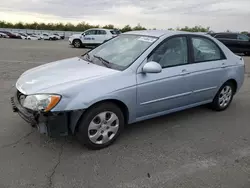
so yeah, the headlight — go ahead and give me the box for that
[23,94,61,112]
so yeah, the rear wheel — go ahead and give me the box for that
[210,82,235,111]
[73,39,82,48]
[76,102,124,150]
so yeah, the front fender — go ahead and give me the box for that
[52,84,137,122]
[65,86,137,134]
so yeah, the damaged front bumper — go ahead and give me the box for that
[10,90,81,137]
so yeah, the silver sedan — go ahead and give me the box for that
[11,30,245,149]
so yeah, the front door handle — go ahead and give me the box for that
[180,69,190,75]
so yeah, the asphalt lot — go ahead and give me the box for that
[0,38,250,188]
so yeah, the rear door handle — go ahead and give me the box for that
[180,69,190,75]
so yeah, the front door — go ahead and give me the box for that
[136,36,193,120]
[82,29,98,44]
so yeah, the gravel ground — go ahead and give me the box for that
[0,38,250,188]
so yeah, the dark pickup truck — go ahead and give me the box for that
[210,32,250,55]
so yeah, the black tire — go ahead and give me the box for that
[210,81,235,111]
[76,102,125,150]
[73,39,82,48]
[244,52,249,56]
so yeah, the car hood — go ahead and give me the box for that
[70,34,81,38]
[16,57,119,95]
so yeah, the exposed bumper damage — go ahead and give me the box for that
[10,90,83,137]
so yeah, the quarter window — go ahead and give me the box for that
[148,37,188,68]
[191,37,223,62]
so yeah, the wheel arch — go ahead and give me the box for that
[70,99,129,134]
[225,78,238,94]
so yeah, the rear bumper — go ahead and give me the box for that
[10,93,70,137]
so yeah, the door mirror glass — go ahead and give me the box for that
[142,61,162,73]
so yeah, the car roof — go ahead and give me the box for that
[124,30,191,38]
[87,28,114,31]
[213,32,239,35]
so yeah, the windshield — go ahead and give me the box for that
[81,34,157,70]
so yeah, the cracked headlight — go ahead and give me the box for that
[23,94,61,112]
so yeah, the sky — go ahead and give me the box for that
[0,0,250,32]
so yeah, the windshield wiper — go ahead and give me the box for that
[93,55,111,68]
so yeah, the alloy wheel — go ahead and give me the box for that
[218,85,232,108]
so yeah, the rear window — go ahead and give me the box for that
[110,30,121,35]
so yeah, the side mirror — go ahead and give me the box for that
[142,61,162,74]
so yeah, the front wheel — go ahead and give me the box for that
[210,82,235,111]
[73,39,82,48]
[76,102,124,150]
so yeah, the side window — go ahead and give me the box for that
[96,30,107,35]
[84,30,97,35]
[237,34,249,41]
[148,37,188,68]
[191,37,224,62]
[215,34,237,39]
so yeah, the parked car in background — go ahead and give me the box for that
[69,28,119,48]
[33,34,43,40]
[54,33,65,39]
[0,31,22,39]
[246,33,250,38]
[0,32,9,38]
[211,32,250,55]
[18,33,28,39]
[27,35,41,40]
[11,30,245,149]
[12,32,27,39]
[42,33,60,40]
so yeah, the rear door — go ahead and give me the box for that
[96,30,108,44]
[187,35,228,103]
